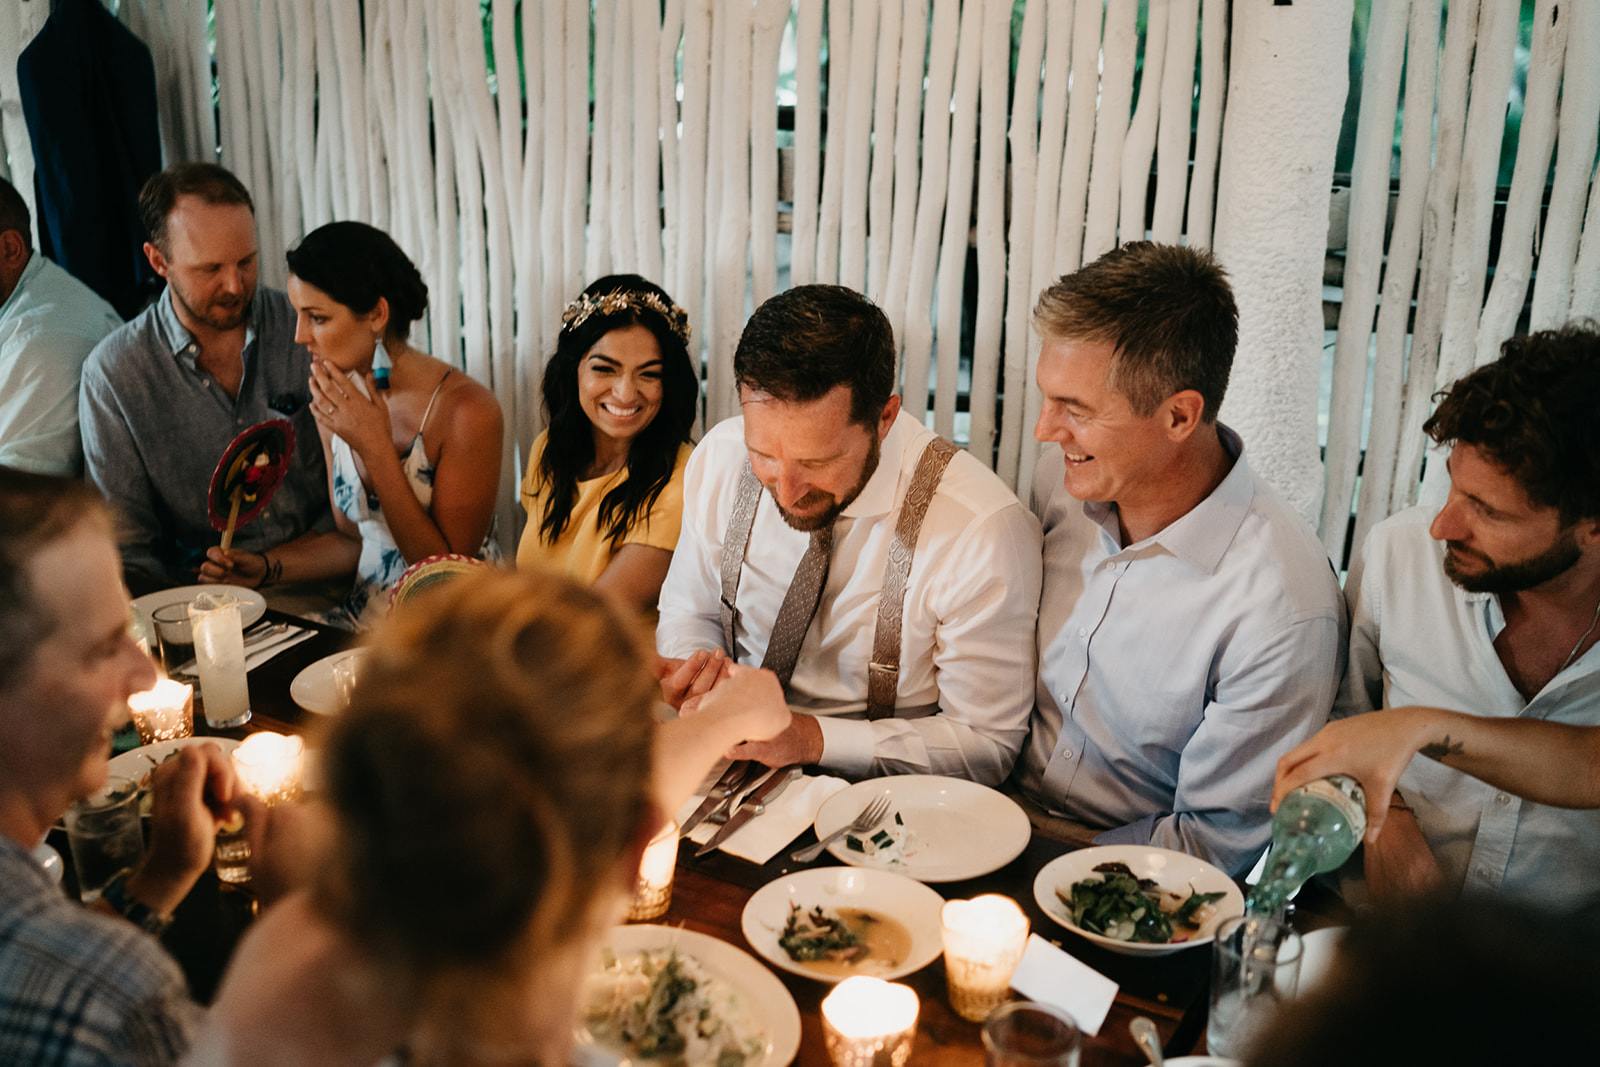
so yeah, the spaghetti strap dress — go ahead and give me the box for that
[326,370,499,628]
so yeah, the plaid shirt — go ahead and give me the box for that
[0,836,201,1065]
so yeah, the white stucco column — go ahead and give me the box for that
[1213,0,1351,526]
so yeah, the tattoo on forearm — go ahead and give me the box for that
[1419,735,1464,762]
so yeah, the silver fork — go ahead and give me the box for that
[790,794,892,863]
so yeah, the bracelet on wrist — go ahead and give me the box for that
[100,869,175,936]
[259,550,282,588]
[1388,790,1414,814]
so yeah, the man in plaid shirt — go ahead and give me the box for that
[0,469,242,1065]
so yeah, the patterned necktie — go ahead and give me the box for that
[761,523,835,688]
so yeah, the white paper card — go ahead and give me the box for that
[1008,933,1120,1037]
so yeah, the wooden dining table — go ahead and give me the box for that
[104,594,1304,1066]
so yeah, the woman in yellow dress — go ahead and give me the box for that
[516,274,697,615]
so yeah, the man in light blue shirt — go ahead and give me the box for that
[1340,323,1600,912]
[1015,242,1346,877]
[0,179,121,476]
[79,163,330,583]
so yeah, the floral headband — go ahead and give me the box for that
[560,289,692,344]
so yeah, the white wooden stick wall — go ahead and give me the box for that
[3,2,1593,554]
[1324,0,1600,565]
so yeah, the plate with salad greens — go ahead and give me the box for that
[579,925,799,1067]
[811,775,1031,882]
[1033,845,1245,957]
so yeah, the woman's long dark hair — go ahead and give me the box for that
[537,274,698,548]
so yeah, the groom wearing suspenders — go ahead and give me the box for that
[657,285,1041,785]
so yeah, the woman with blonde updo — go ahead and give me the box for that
[193,569,789,1066]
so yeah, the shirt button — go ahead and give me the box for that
[1077,627,1088,637]
[1495,792,1511,805]
[1104,561,1116,572]
[1059,693,1070,704]
[1475,866,1491,879]
[1061,749,1074,760]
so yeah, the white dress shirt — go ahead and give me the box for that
[1337,505,1600,910]
[1017,428,1346,876]
[658,410,1043,784]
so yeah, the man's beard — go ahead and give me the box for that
[773,434,881,532]
[170,278,253,332]
[1443,526,1581,594]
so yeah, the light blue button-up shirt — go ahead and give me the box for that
[79,286,330,580]
[0,254,121,475]
[1338,505,1600,910]
[1018,427,1346,876]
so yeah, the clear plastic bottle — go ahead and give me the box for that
[1246,774,1367,916]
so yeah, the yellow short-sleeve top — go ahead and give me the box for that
[515,432,693,583]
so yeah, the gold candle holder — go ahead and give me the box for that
[821,977,918,1067]
[126,678,194,744]
[940,894,1030,1022]
[231,732,305,806]
[218,732,305,885]
[626,819,678,921]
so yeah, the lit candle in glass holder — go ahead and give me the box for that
[940,894,1029,1022]
[231,732,305,806]
[126,679,194,744]
[821,976,918,1067]
[626,819,678,921]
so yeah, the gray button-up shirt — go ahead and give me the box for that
[79,286,331,580]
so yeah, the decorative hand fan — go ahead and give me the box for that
[207,419,295,551]
[388,554,491,611]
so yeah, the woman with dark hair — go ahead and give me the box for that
[214,221,503,627]
[516,274,697,615]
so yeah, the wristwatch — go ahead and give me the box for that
[100,870,175,936]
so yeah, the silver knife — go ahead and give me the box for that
[679,760,757,836]
[695,765,801,857]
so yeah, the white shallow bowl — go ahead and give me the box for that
[291,649,366,715]
[1034,844,1245,957]
[580,924,800,1067]
[812,775,1031,882]
[741,866,945,983]
[132,585,266,638]
[108,737,243,786]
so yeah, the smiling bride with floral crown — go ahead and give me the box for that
[516,274,698,617]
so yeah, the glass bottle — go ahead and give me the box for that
[1246,774,1367,916]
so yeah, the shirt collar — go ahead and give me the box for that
[841,409,916,521]
[153,287,262,370]
[1084,423,1253,575]
[0,253,46,315]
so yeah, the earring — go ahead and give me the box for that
[372,335,392,391]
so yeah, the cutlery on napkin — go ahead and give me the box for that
[675,771,850,864]
[171,622,314,679]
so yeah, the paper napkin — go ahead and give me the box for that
[1009,933,1120,1037]
[244,627,315,671]
[676,773,850,863]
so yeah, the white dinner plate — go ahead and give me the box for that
[812,775,1031,882]
[579,924,801,1067]
[107,737,243,808]
[1033,844,1245,957]
[741,866,945,984]
[290,649,365,715]
[132,585,267,637]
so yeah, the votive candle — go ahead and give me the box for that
[126,679,194,743]
[231,732,305,806]
[940,894,1030,1022]
[821,976,919,1067]
[626,819,678,921]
